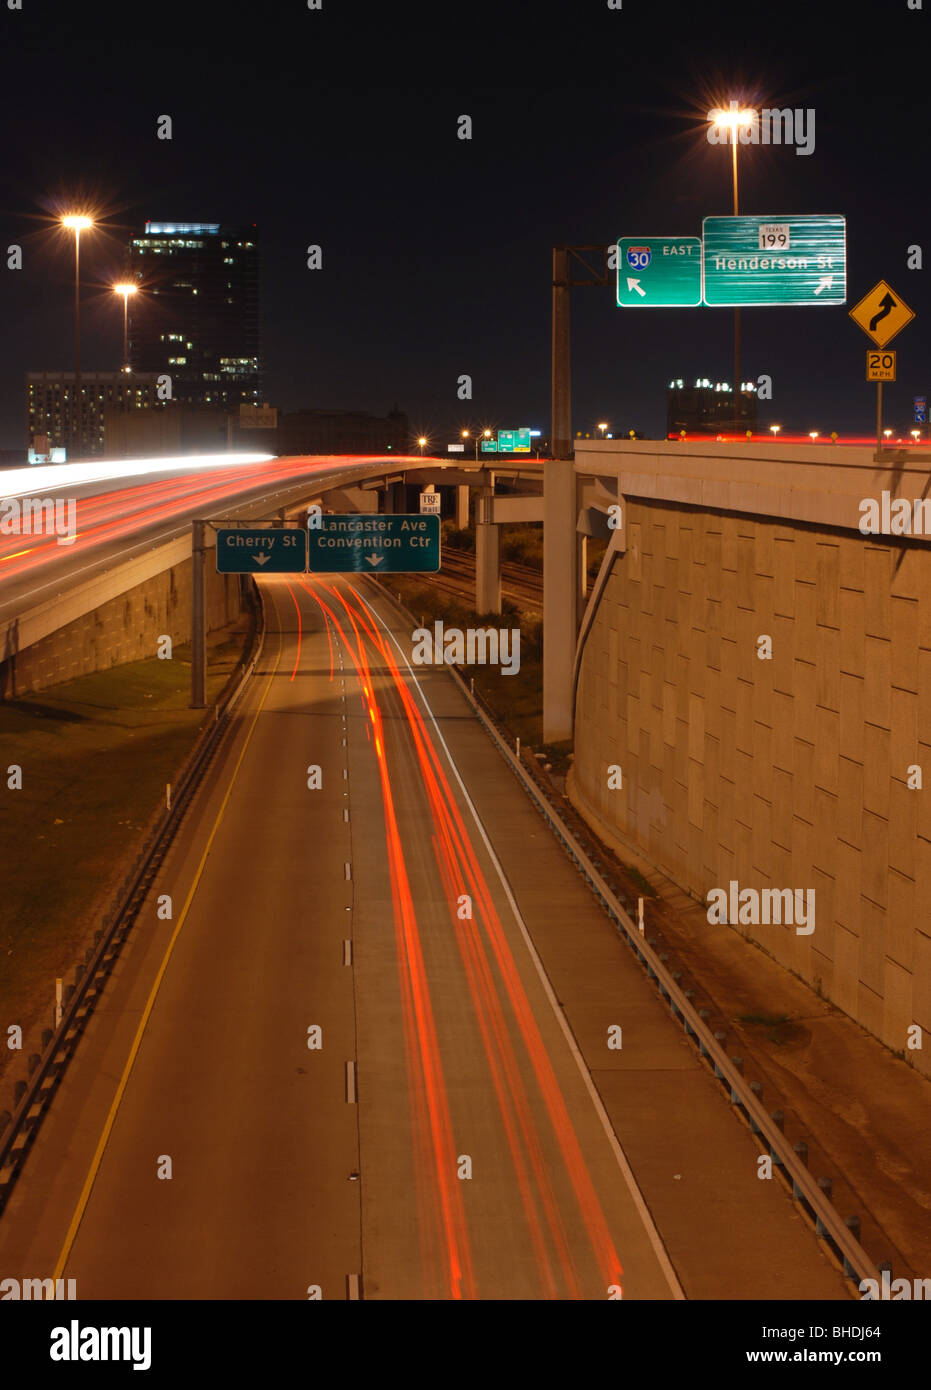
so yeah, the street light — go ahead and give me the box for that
[709,105,754,432]
[598,422,608,438]
[911,430,922,442]
[112,282,137,372]
[61,214,94,451]
[464,426,492,462]
[770,424,781,438]
[417,436,427,455]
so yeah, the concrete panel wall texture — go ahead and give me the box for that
[571,496,931,1078]
[6,560,242,696]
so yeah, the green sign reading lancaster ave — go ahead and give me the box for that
[702,215,846,306]
[616,237,702,306]
[216,527,307,572]
[307,514,440,573]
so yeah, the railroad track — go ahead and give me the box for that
[429,546,543,612]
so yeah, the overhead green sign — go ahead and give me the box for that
[216,527,307,572]
[616,237,702,306]
[307,514,440,573]
[497,428,532,452]
[702,215,846,306]
[481,439,498,453]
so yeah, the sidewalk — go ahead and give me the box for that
[565,768,931,1285]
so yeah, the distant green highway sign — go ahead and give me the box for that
[497,427,532,452]
[616,237,702,306]
[701,215,846,306]
[216,527,306,572]
[307,514,440,573]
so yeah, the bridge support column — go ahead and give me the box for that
[456,484,470,529]
[475,490,501,614]
[190,519,207,709]
[543,459,577,742]
[380,480,405,514]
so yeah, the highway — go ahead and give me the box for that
[0,573,851,1299]
[0,455,414,624]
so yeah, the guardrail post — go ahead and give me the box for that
[191,518,207,709]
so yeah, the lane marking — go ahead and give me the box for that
[343,808,350,822]
[346,1061,357,1104]
[343,940,353,966]
[355,583,685,1301]
[344,862,352,881]
[52,586,286,1281]
[347,1272,361,1300]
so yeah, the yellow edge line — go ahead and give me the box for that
[52,588,283,1281]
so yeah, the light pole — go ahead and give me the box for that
[417,436,427,455]
[61,214,94,453]
[113,282,137,372]
[462,427,492,462]
[710,107,753,432]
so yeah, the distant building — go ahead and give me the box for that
[101,402,229,458]
[26,371,163,457]
[128,221,260,409]
[667,377,757,436]
[99,402,409,459]
[235,406,410,455]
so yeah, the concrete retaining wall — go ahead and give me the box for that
[570,442,931,1077]
[3,560,243,695]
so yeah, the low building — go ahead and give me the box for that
[250,407,409,455]
[26,371,163,457]
[101,402,229,457]
[666,377,757,436]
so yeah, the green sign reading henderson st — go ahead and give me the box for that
[307,514,440,573]
[701,215,846,306]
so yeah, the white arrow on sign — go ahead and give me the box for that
[626,278,647,297]
[253,554,270,565]
[365,554,384,567]
[813,275,833,295]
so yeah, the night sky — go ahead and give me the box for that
[2,0,928,451]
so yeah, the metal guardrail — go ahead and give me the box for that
[0,581,267,1213]
[368,574,883,1295]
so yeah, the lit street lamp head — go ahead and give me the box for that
[709,107,755,134]
[61,214,94,231]
[113,282,137,298]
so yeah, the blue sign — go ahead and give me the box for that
[915,396,927,424]
[626,245,652,270]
